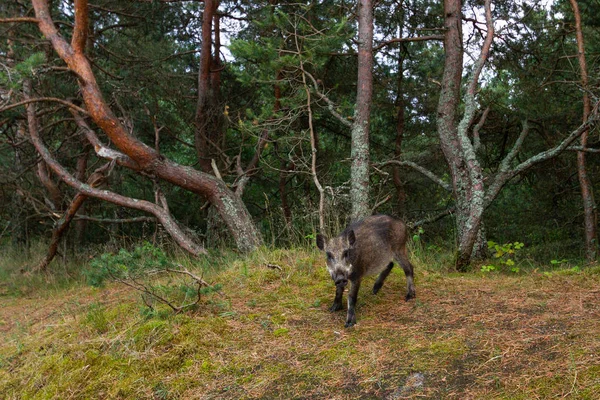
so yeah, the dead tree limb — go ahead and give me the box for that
[31,0,262,252]
[36,162,113,271]
[24,86,207,267]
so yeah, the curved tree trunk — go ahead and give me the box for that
[32,0,262,252]
[437,0,493,270]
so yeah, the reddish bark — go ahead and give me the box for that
[569,0,598,261]
[195,0,220,172]
[36,165,106,271]
[32,0,262,252]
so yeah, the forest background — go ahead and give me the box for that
[2,1,600,398]
[1,0,599,268]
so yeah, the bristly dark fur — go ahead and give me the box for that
[317,214,416,327]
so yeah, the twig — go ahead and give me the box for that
[266,263,282,271]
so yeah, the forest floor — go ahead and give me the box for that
[1,248,600,399]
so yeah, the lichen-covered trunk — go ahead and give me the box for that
[570,0,598,262]
[436,0,487,270]
[350,0,374,221]
[454,189,487,269]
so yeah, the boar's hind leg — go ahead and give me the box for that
[395,251,416,301]
[373,262,394,295]
[345,279,361,328]
[330,284,344,312]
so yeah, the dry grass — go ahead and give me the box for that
[1,249,599,399]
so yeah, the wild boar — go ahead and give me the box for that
[316,214,416,327]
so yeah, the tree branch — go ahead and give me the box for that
[485,106,600,207]
[74,215,156,223]
[303,70,353,128]
[24,87,206,259]
[0,97,89,115]
[378,160,452,192]
[472,106,490,152]
[408,207,456,229]
[0,17,40,24]
[71,111,140,170]
[373,35,444,51]
[72,0,88,53]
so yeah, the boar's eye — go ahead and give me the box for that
[342,250,349,259]
[326,252,333,261]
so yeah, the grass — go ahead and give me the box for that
[1,245,600,399]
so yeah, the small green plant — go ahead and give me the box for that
[85,243,217,314]
[412,227,425,243]
[84,303,110,334]
[480,264,496,273]
[483,241,525,273]
[544,266,581,277]
[84,242,172,287]
[550,259,568,265]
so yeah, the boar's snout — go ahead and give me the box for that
[333,273,348,288]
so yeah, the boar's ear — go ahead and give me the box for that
[347,230,356,247]
[316,234,327,251]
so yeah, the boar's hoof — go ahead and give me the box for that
[344,320,356,328]
[372,284,382,295]
[329,303,343,312]
[405,291,416,301]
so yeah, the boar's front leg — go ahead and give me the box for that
[345,279,361,328]
[330,284,344,312]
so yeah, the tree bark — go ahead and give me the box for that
[569,0,598,262]
[36,160,62,210]
[392,52,407,217]
[350,0,374,220]
[194,0,220,173]
[437,0,493,270]
[73,146,90,245]
[32,0,262,252]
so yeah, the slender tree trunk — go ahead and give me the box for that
[36,161,62,210]
[7,38,27,247]
[195,0,220,173]
[569,0,598,261]
[393,53,407,217]
[73,146,90,245]
[350,0,374,220]
[279,160,293,226]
